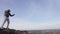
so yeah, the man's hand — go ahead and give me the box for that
[13,14,15,16]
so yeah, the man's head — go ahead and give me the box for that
[5,9,11,12]
[7,9,11,12]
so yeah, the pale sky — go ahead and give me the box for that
[0,0,60,30]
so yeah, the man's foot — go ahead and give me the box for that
[0,27,4,29]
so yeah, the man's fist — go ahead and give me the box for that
[13,14,15,16]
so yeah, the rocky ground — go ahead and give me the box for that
[0,28,28,34]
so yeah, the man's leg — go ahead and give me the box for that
[1,19,6,29]
[7,18,10,29]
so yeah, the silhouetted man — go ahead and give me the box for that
[1,9,15,29]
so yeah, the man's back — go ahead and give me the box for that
[4,11,9,17]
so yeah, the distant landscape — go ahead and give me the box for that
[28,29,60,34]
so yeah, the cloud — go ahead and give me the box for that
[26,0,60,18]
[8,18,60,30]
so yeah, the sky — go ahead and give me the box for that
[0,0,60,30]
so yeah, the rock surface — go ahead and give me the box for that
[0,28,28,34]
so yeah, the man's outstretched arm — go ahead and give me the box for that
[9,13,15,17]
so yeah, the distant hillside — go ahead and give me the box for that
[28,29,60,34]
